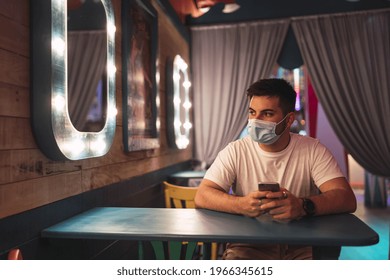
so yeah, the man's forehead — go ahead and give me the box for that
[249,95,280,106]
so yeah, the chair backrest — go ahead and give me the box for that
[162,181,219,260]
[163,181,198,209]
[8,249,23,260]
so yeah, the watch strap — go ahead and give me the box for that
[302,198,315,216]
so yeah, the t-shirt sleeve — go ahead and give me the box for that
[204,143,237,192]
[311,141,346,187]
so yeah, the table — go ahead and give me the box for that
[41,207,379,259]
[168,170,206,186]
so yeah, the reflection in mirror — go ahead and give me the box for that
[67,0,107,132]
[30,0,116,160]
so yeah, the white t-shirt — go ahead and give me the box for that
[204,133,345,198]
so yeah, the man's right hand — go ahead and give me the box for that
[238,191,273,217]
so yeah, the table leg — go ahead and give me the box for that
[150,241,198,260]
[184,242,197,260]
[150,241,165,260]
[138,241,144,259]
[203,243,211,259]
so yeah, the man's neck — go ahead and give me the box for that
[259,132,291,152]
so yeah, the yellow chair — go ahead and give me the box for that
[164,181,198,208]
[163,181,219,260]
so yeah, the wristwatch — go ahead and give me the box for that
[302,198,315,216]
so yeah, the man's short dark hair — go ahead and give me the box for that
[246,78,297,115]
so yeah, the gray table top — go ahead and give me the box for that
[41,207,379,246]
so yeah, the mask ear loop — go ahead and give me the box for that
[276,112,293,135]
[285,112,294,127]
[275,112,294,135]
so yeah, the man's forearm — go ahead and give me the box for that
[310,188,357,216]
[195,184,242,214]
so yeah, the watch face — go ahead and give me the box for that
[304,198,315,215]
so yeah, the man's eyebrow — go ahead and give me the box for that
[248,107,275,112]
[260,109,275,113]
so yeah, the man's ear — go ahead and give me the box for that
[286,112,295,127]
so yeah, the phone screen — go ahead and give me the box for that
[258,182,280,192]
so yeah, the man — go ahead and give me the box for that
[194,78,357,259]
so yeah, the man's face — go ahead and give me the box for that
[248,96,288,135]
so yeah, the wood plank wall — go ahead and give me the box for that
[0,0,192,219]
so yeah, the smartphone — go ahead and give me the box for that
[258,182,280,192]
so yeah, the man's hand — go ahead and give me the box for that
[237,190,275,217]
[259,188,306,220]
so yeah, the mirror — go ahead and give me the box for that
[67,0,107,132]
[30,0,116,160]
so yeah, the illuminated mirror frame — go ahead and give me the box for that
[166,55,192,149]
[30,0,116,160]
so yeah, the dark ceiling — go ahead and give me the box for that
[169,0,389,26]
[67,0,389,69]
[168,0,389,69]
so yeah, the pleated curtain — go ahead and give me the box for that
[291,9,390,177]
[191,19,290,167]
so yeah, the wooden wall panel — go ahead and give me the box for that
[0,117,36,149]
[0,12,29,57]
[81,148,191,191]
[0,83,29,118]
[0,48,29,87]
[0,172,82,219]
[0,0,29,26]
[0,0,192,220]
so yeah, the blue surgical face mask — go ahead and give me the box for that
[247,114,289,145]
